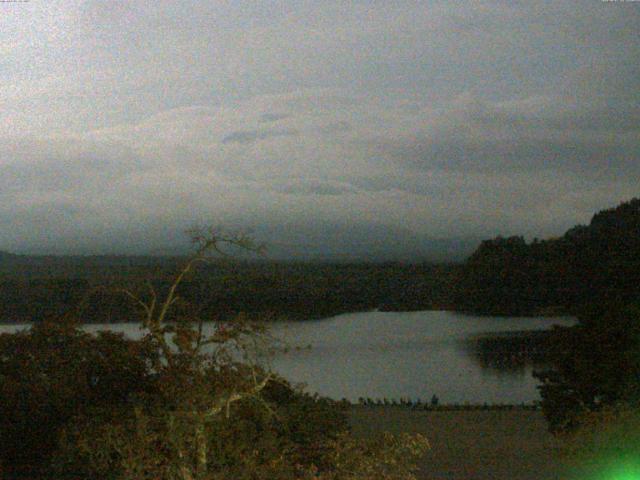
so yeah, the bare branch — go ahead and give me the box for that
[145,280,157,325]
[115,288,152,319]
[205,372,274,419]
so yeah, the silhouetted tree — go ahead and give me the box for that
[534,302,640,432]
[455,198,640,316]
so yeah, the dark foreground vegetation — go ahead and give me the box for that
[0,232,428,479]
[0,321,426,480]
[454,198,640,316]
[0,199,639,477]
[523,201,640,479]
[535,302,640,432]
[0,256,456,324]
[1,199,638,323]
[444,198,640,454]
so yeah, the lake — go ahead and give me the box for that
[0,310,574,404]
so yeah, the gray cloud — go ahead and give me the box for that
[221,129,299,145]
[259,113,291,123]
[0,1,638,256]
[380,88,640,178]
[274,180,356,196]
[317,121,353,135]
[0,138,147,195]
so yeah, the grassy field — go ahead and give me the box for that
[349,406,565,480]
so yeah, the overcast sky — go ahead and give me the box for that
[1,1,639,257]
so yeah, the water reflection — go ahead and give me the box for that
[0,311,575,404]
[462,330,556,375]
[269,311,574,403]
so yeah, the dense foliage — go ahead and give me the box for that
[0,319,157,476]
[454,198,640,433]
[0,320,364,479]
[534,303,640,432]
[0,260,456,324]
[454,198,640,316]
[0,231,429,479]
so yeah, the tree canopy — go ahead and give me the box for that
[454,198,640,316]
[0,229,429,479]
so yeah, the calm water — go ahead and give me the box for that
[0,311,574,404]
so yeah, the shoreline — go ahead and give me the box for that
[0,307,575,326]
[346,401,542,411]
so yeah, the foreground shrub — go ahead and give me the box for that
[52,370,358,479]
[0,319,156,476]
[0,229,429,479]
[534,302,640,433]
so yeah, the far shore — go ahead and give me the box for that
[0,306,575,326]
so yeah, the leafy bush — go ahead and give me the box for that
[0,318,156,476]
[0,230,429,479]
[534,303,640,433]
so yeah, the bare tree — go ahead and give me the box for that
[109,228,276,480]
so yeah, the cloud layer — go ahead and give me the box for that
[1,1,638,257]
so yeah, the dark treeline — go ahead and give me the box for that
[453,198,640,316]
[452,197,640,415]
[1,198,638,324]
[0,259,457,323]
[1,199,639,439]
[453,198,640,432]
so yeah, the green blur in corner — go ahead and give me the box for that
[569,458,640,480]
[561,407,640,480]
[605,460,640,480]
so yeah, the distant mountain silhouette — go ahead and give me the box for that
[248,222,480,263]
[3,223,479,264]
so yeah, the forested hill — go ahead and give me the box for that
[453,198,640,316]
[0,260,456,324]
[1,199,638,322]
